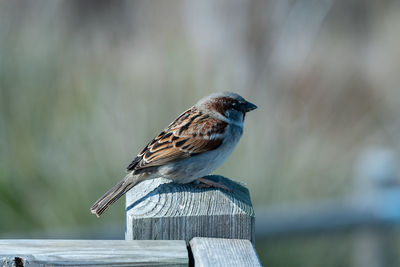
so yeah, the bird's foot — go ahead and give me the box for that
[196,177,233,192]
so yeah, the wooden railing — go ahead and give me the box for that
[3,149,395,266]
[0,175,261,267]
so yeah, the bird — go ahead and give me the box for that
[90,92,257,217]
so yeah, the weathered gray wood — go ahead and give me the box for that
[189,237,261,267]
[0,239,188,267]
[125,175,255,244]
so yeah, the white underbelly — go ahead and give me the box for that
[159,125,243,183]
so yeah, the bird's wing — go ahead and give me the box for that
[127,108,228,172]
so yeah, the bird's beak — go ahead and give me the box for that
[245,101,257,112]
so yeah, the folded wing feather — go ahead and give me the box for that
[127,108,227,172]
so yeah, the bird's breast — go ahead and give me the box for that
[158,124,243,183]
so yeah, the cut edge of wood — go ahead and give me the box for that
[189,237,262,267]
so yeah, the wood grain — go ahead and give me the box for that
[0,239,188,267]
[125,175,255,243]
[189,237,261,267]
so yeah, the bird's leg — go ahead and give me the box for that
[196,177,233,192]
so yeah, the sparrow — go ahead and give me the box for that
[90,92,257,217]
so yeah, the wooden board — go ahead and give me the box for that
[189,237,261,267]
[0,239,188,267]
[125,175,255,243]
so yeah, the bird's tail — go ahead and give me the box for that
[90,173,141,217]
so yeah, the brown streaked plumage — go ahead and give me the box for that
[126,107,227,172]
[90,92,257,217]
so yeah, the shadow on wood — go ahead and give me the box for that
[125,175,255,244]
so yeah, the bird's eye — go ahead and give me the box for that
[231,102,241,111]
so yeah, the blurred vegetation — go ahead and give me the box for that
[258,234,352,267]
[1,0,400,266]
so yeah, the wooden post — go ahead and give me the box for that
[125,175,255,244]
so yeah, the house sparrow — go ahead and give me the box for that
[91,92,257,217]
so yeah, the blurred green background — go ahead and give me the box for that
[1,0,400,266]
